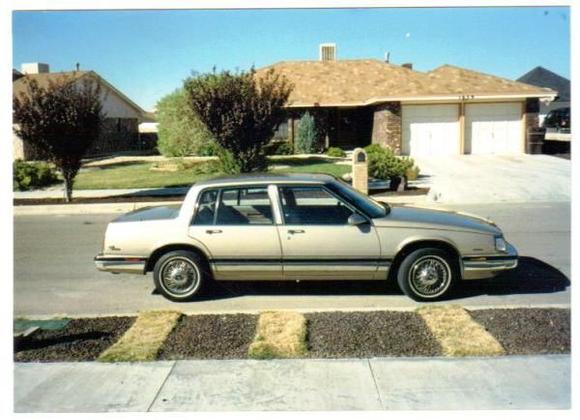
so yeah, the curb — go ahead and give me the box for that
[14,201,182,216]
[15,303,572,320]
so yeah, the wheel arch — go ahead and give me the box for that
[145,243,211,273]
[388,239,461,281]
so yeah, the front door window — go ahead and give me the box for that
[279,186,355,225]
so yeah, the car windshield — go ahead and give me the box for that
[327,179,388,218]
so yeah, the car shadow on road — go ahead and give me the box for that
[186,256,569,302]
[448,256,570,300]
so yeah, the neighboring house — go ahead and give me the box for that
[258,45,556,156]
[517,66,570,125]
[12,63,148,160]
[138,111,159,151]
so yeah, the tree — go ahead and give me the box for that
[156,88,216,157]
[295,112,318,154]
[13,76,104,202]
[185,68,293,173]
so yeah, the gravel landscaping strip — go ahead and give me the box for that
[14,317,135,362]
[159,314,258,360]
[306,311,441,358]
[469,308,570,355]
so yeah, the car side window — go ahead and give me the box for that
[216,187,274,225]
[279,186,354,225]
[192,189,219,225]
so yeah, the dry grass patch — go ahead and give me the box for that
[417,305,505,357]
[98,311,181,362]
[249,311,307,359]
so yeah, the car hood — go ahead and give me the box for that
[373,204,502,235]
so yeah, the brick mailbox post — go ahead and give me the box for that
[352,147,368,195]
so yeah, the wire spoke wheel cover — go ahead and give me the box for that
[160,257,200,296]
[408,255,451,298]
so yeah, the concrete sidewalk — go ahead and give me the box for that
[14,355,570,412]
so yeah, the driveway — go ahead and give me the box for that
[413,154,570,204]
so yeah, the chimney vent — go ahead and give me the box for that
[384,52,391,63]
[402,63,413,70]
[76,62,80,71]
[319,43,336,61]
[21,63,50,74]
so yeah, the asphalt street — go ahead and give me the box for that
[14,202,570,317]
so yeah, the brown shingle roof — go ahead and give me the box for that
[13,70,146,116]
[13,71,90,99]
[257,59,555,107]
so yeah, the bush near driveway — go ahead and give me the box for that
[364,144,420,183]
[13,159,59,191]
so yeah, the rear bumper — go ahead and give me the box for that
[94,254,147,274]
[462,242,518,280]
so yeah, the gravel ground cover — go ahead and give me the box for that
[14,317,135,362]
[159,314,258,360]
[306,311,441,358]
[469,308,570,355]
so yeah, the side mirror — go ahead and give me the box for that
[348,213,368,226]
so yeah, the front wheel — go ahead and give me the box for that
[153,250,208,302]
[397,248,457,301]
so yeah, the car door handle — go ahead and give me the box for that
[288,229,305,234]
[205,229,222,234]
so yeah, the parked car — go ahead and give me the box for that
[543,107,571,133]
[95,174,518,302]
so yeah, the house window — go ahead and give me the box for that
[273,121,289,140]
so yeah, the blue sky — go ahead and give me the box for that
[13,7,570,111]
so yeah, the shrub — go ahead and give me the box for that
[363,144,419,180]
[272,141,293,155]
[156,88,217,157]
[326,147,346,158]
[13,160,59,191]
[295,112,317,154]
[185,68,292,173]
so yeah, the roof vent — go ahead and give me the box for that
[319,43,336,62]
[21,63,50,74]
[402,63,413,70]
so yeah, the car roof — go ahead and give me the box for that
[195,172,336,188]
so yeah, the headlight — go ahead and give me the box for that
[495,236,507,252]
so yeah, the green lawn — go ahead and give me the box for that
[73,157,351,190]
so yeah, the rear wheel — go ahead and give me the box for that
[153,250,209,302]
[397,247,457,301]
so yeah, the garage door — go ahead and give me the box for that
[465,103,522,155]
[402,105,460,156]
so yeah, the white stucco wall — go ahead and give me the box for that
[74,77,143,120]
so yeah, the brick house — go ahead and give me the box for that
[257,47,557,156]
[13,63,149,160]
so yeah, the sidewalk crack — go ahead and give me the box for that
[367,359,384,410]
[146,361,176,412]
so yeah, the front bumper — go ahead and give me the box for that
[462,242,518,280]
[94,254,147,274]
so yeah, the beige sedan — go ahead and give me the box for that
[95,173,517,302]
